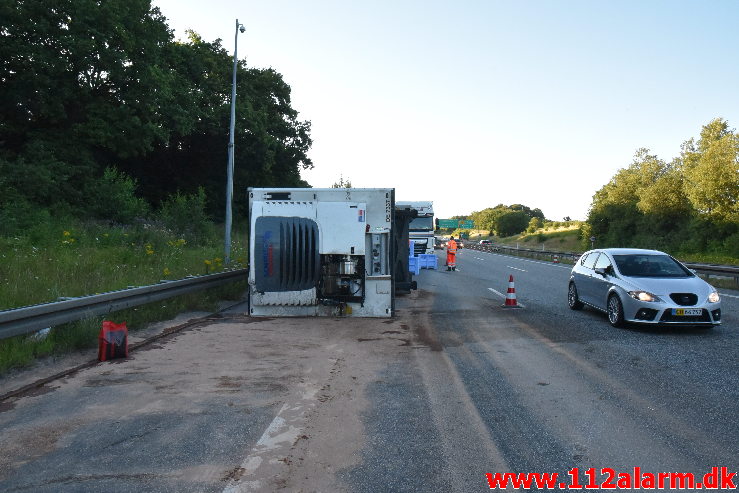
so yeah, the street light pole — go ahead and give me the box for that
[225,19,245,265]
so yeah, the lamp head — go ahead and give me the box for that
[239,25,245,33]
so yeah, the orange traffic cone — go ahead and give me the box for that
[503,275,520,308]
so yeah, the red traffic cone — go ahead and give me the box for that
[503,274,520,308]
[553,255,560,264]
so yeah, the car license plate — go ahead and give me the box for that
[672,308,702,316]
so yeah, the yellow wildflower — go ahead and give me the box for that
[204,259,212,265]
[63,231,71,236]
[163,268,171,276]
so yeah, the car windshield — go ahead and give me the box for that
[613,254,692,278]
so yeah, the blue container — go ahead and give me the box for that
[408,256,420,275]
[419,254,437,270]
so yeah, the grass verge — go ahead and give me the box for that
[468,226,583,253]
[0,218,249,310]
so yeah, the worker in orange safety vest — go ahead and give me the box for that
[446,236,458,271]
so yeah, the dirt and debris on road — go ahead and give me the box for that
[0,294,425,493]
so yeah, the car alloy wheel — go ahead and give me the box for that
[607,294,624,327]
[568,282,583,310]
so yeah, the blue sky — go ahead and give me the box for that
[153,0,739,221]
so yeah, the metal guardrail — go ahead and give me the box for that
[465,244,739,287]
[0,269,248,340]
[466,243,581,262]
[683,262,739,276]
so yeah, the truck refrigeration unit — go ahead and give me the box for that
[395,201,434,256]
[248,188,396,317]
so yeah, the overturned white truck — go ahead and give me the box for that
[248,188,399,318]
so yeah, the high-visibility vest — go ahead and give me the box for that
[447,239,457,254]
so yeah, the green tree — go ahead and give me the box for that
[0,3,313,222]
[680,118,739,221]
[469,208,497,231]
[636,159,690,217]
[87,167,149,223]
[470,204,546,235]
[585,118,738,256]
[495,211,530,237]
[0,0,177,207]
[127,33,313,217]
[527,217,543,233]
[158,188,213,244]
[331,175,352,188]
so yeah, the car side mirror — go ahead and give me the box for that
[594,267,607,276]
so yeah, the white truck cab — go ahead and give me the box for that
[396,201,434,256]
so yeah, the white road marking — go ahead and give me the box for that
[506,266,527,272]
[222,384,318,493]
[487,288,526,308]
[719,292,739,299]
[488,288,505,298]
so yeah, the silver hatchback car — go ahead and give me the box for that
[568,248,722,327]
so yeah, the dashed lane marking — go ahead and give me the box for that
[506,266,527,272]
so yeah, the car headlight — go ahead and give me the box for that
[708,291,720,303]
[628,291,661,302]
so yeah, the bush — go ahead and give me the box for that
[722,232,739,258]
[158,188,215,245]
[527,217,543,233]
[87,167,149,223]
[0,199,53,237]
[495,211,530,237]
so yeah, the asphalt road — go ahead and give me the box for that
[0,250,737,492]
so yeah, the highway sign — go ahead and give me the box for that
[437,219,475,229]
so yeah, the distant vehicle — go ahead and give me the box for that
[439,236,463,249]
[396,201,434,256]
[434,237,443,250]
[479,240,492,245]
[568,248,721,328]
